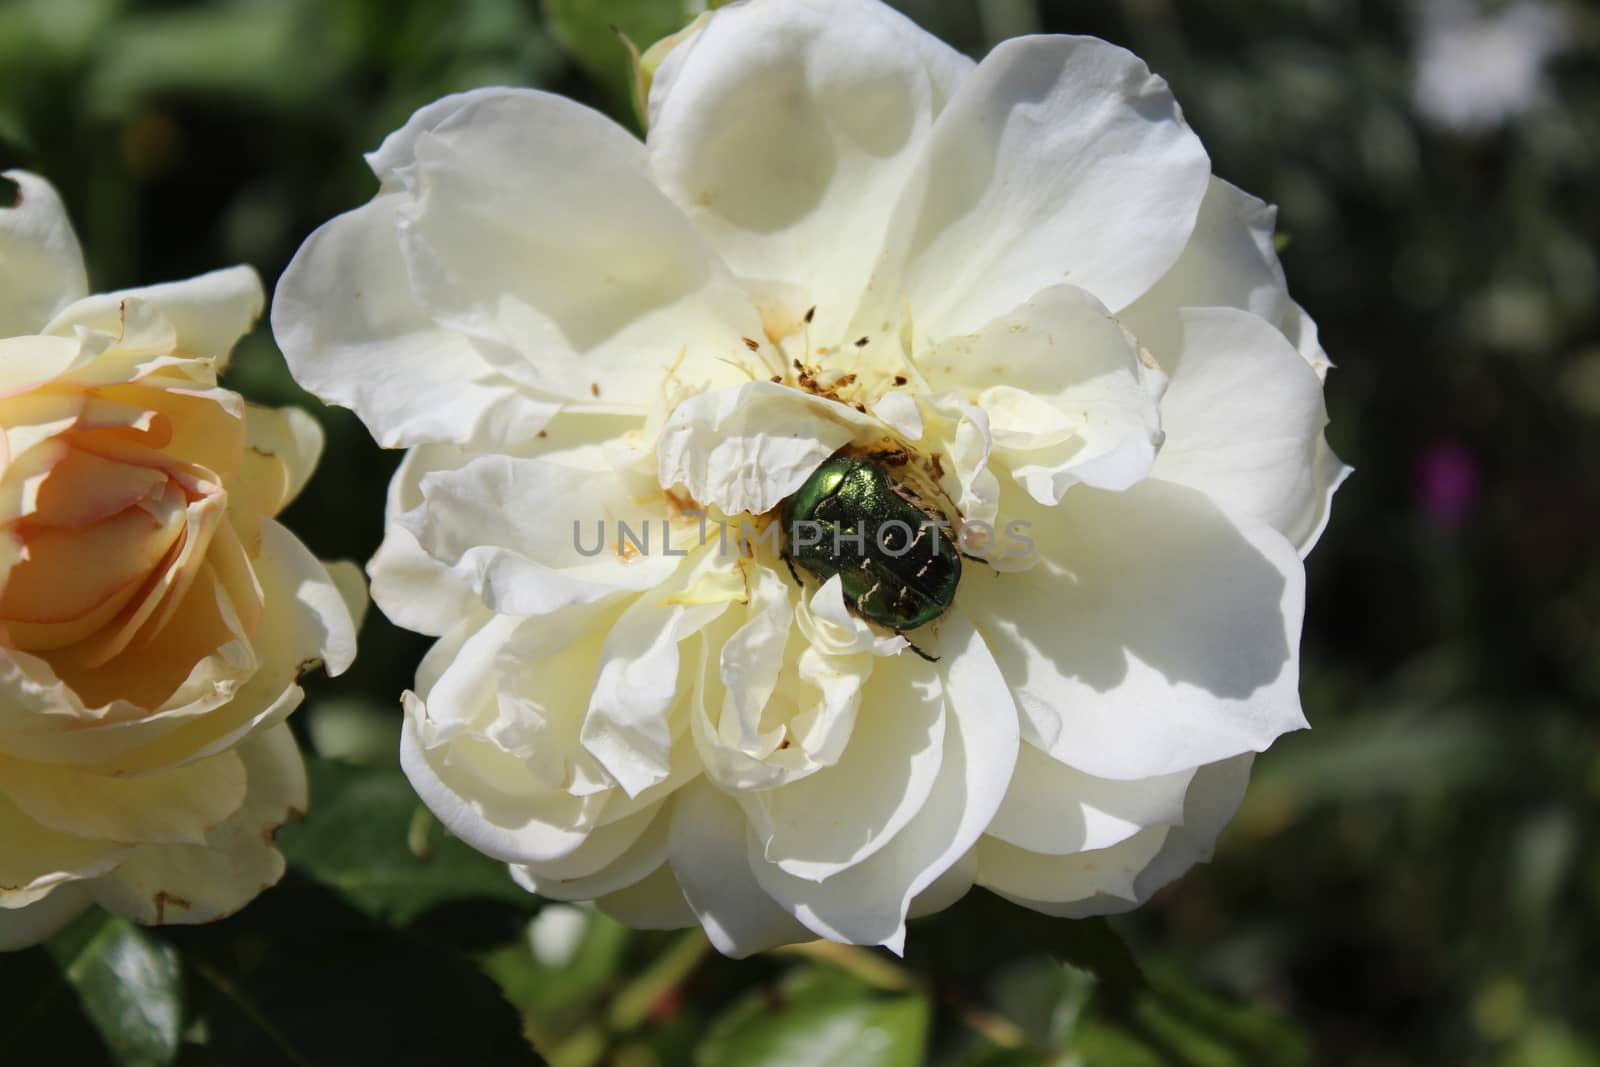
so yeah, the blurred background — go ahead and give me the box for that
[2,0,1598,1064]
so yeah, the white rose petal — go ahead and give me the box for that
[274,194,555,450]
[668,780,813,958]
[921,283,1167,502]
[383,89,765,407]
[656,382,863,517]
[966,478,1306,780]
[647,0,972,344]
[982,754,1254,918]
[0,170,88,336]
[0,883,92,951]
[864,34,1210,340]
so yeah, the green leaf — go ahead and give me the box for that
[1129,963,1313,1067]
[480,908,632,1031]
[84,0,337,116]
[541,0,690,116]
[2,909,182,1067]
[1063,1020,1171,1067]
[907,890,1147,1009]
[276,758,536,926]
[164,874,544,1066]
[0,0,123,72]
[699,966,929,1067]
[955,1048,1058,1067]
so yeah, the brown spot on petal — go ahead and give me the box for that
[742,337,760,352]
[590,383,601,398]
[153,891,193,923]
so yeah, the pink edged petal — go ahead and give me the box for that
[646,0,973,343]
[965,478,1305,781]
[0,170,89,336]
[0,520,336,774]
[0,490,186,651]
[21,447,167,530]
[88,517,361,776]
[866,35,1209,341]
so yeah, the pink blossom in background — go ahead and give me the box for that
[1417,441,1480,530]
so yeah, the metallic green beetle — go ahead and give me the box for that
[780,450,962,633]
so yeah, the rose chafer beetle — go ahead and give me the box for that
[780,450,963,639]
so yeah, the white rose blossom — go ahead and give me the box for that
[275,0,1345,956]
